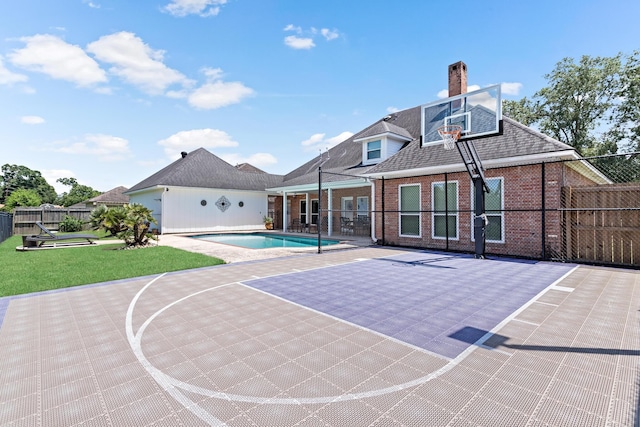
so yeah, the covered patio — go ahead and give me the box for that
[269,177,375,240]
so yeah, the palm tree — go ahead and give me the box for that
[120,204,157,246]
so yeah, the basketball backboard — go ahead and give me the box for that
[421,84,502,146]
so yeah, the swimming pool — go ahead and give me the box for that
[189,233,341,249]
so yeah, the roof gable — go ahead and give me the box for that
[128,148,283,193]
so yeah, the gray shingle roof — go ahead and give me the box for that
[235,163,266,174]
[354,118,413,141]
[277,106,575,187]
[88,186,129,204]
[127,148,284,193]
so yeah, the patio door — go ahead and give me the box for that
[341,197,353,220]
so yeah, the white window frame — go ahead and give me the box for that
[366,140,381,161]
[399,183,421,238]
[471,177,505,243]
[300,199,307,224]
[362,138,384,166]
[432,180,459,240]
[300,199,319,225]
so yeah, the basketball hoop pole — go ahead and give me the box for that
[439,128,489,259]
[456,139,489,259]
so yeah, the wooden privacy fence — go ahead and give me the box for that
[562,183,640,266]
[12,207,93,235]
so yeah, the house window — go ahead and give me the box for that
[399,184,420,237]
[472,177,504,242]
[366,140,381,161]
[432,181,458,239]
[356,196,369,219]
[311,199,319,225]
[300,199,319,225]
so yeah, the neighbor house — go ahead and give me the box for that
[70,186,130,208]
[127,62,609,259]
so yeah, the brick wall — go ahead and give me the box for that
[373,162,592,259]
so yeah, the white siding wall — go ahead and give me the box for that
[162,187,267,233]
[128,188,164,231]
[387,137,405,157]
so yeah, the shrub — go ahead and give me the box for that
[59,215,84,232]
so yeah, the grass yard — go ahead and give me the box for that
[1,235,224,297]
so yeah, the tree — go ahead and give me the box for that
[609,50,640,152]
[92,204,157,247]
[89,205,127,236]
[120,204,157,247]
[0,164,56,204]
[56,177,101,207]
[3,188,42,211]
[502,53,639,156]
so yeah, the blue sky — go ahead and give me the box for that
[1,0,639,194]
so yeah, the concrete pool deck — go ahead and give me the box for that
[0,245,638,426]
[156,231,374,263]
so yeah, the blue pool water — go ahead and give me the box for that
[189,233,341,249]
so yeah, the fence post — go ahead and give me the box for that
[541,162,546,260]
[381,176,385,245]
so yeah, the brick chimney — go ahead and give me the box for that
[448,61,467,97]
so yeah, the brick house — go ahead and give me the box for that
[269,62,609,259]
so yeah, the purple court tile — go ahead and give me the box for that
[245,252,575,359]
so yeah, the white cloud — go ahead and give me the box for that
[158,128,239,159]
[87,31,188,95]
[301,133,325,147]
[21,115,45,124]
[283,25,340,50]
[301,131,353,152]
[284,35,315,50]
[188,68,254,109]
[220,152,277,168]
[41,169,75,194]
[54,134,131,161]
[320,28,339,41]
[82,0,101,8]
[8,34,107,87]
[501,82,523,96]
[0,55,28,85]
[163,0,227,17]
[386,106,399,113]
[283,24,302,33]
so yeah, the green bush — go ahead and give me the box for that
[58,215,84,232]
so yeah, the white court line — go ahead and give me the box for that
[551,285,575,292]
[126,262,580,420]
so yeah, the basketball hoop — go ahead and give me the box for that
[437,125,462,150]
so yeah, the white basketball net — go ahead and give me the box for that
[438,125,462,150]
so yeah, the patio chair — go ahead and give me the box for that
[340,217,354,235]
[22,221,98,248]
[290,218,303,232]
[354,216,371,236]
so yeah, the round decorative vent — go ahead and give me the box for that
[200,200,207,206]
[238,201,244,207]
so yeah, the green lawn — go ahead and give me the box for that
[1,234,224,297]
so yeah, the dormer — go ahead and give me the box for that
[355,118,413,166]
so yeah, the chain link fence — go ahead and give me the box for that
[366,153,639,268]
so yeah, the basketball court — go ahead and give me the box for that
[1,246,638,426]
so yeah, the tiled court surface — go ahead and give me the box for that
[0,248,638,426]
